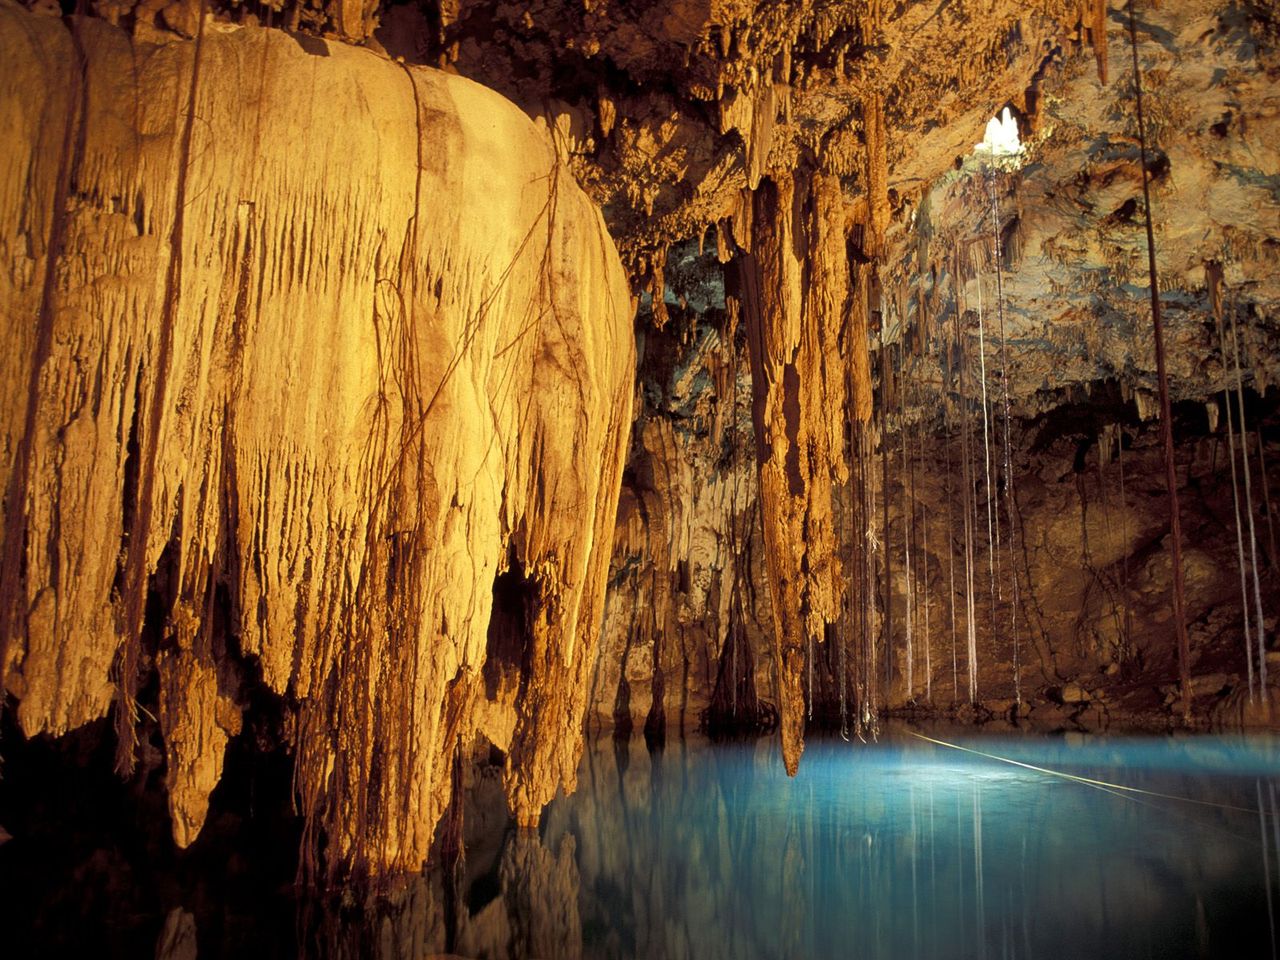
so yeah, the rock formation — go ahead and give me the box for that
[0,4,632,876]
[589,0,1279,741]
[0,0,1277,882]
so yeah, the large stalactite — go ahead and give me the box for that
[0,6,633,876]
[738,171,850,774]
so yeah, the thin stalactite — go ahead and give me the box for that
[880,318,894,700]
[1226,293,1269,703]
[902,343,915,701]
[990,170,1021,704]
[1256,427,1278,575]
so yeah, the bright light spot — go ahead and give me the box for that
[975,107,1023,161]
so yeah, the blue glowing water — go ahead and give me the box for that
[529,730,1280,960]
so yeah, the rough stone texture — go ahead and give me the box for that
[2,0,1279,880]
[867,0,1280,721]
[0,4,633,874]
[591,0,1279,740]
[885,0,1280,410]
[740,172,851,772]
[588,300,777,737]
[398,0,1107,272]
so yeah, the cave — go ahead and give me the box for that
[0,0,1278,956]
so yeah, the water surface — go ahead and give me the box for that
[4,727,1279,958]
[512,730,1280,959]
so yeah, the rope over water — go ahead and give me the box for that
[905,730,1274,817]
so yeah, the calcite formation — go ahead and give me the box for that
[0,4,633,875]
[1,0,1278,882]
[591,0,1279,740]
[587,290,786,739]
[739,172,851,773]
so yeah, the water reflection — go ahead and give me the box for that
[526,731,1280,960]
[299,769,585,960]
[6,730,1279,958]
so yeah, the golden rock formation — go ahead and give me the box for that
[0,6,633,875]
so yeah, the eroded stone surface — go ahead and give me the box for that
[591,0,1279,742]
[0,6,633,874]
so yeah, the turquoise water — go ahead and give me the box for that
[4,727,1279,956]
[520,731,1280,959]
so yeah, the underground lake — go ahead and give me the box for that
[3,727,1279,958]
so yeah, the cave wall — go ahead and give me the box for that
[0,4,634,875]
[2,0,1278,875]
[592,0,1280,737]
[588,299,778,738]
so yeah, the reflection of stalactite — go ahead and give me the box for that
[498,833,584,960]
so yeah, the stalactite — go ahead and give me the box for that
[740,170,849,774]
[917,387,932,704]
[650,254,671,329]
[1089,0,1109,84]
[871,428,883,733]
[838,452,850,739]
[956,258,979,704]
[849,262,875,424]
[974,262,999,619]
[116,2,210,776]
[704,303,775,733]
[863,425,880,734]
[864,92,891,257]
[1117,429,1134,661]
[1126,0,1191,720]
[0,18,87,727]
[1226,291,1269,702]
[902,345,915,701]
[946,412,959,703]
[1258,428,1278,573]
[846,252,876,731]
[880,318,894,702]
[0,21,634,877]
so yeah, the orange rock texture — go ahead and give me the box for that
[0,7,633,875]
[1,0,1278,877]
